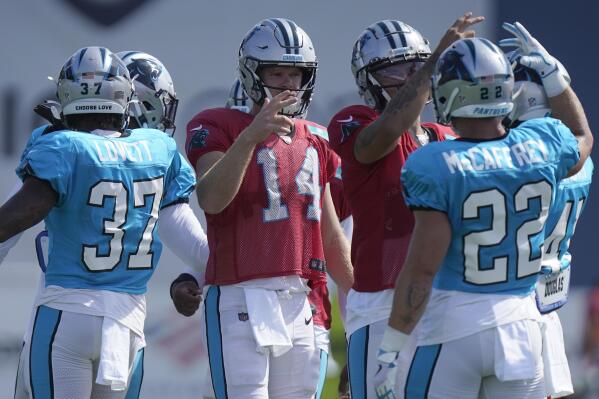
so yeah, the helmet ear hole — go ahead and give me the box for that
[142,101,155,111]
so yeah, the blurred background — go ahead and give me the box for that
[0,0,597,397]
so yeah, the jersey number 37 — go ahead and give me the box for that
[83,177,164,271]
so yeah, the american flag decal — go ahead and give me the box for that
[114,91,124,99]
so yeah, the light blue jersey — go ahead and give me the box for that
[543,158,593,264]
[402,117,580,295]
[16,128,195,294]
[535,157,593,312]
[19,124,49,164]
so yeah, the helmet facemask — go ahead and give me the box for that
[117,51,178,135]
[238,18,318,118]
[352,20,432,112]
[129,88,178,136]
[260,63,316,116]
[360,59,428,111]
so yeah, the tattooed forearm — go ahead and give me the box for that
[383,58,437,118]
[352,53,441,164]
[356,125,376,148]
[397,281,431,329]
[407,283,430,309]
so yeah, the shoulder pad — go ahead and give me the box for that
[302,121,329,141]
[42,124,67,135]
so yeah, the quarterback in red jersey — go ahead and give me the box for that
[186,18,353,399]
[329,168,352,238]
[327,17,481,398]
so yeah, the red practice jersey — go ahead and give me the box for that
[308,281,331,329]
[329,171,351,222]
[186,108,338,286]
[328,104,454,292]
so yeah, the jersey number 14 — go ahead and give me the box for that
[257,146,321,222]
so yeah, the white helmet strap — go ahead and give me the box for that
[367,74,393,104]
[263,85,274,104]
[443,87,460,122]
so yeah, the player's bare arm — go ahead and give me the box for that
[374,210,451,395]
[549,89,592,176]
[354,13,484,164]
[0,181,27,265]
[388,210,451,334]
[195,91,297,214]
[320,184,354,292]
[0,177,56,243]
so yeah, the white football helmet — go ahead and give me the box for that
[117,51,178,135]
[57,47,134,122]
[225,78,253,113]
[432,38,514,124]
[505,52,551,126]
[352,20,431,111]
[238,18,317,117]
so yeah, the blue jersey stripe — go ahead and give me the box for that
[404,344,442,398]
[30,306,62,399]
[124,348,144,399]
[205,286,228,399]
[348,325,369,399]
[315,349,328,399]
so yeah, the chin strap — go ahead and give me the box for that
[34,101,65,129]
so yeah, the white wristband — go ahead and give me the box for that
[380,326,410,353]
[543,61,571,98]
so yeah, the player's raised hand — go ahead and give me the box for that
[171,280,203,317]
[499,22,556,75]
[434,12,485,55]
[243,91,296,144]
[499,22,570,97]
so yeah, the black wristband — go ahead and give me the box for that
[169,273,199,299]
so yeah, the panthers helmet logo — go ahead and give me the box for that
[128,58,162,90]
[437,50,473,85]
